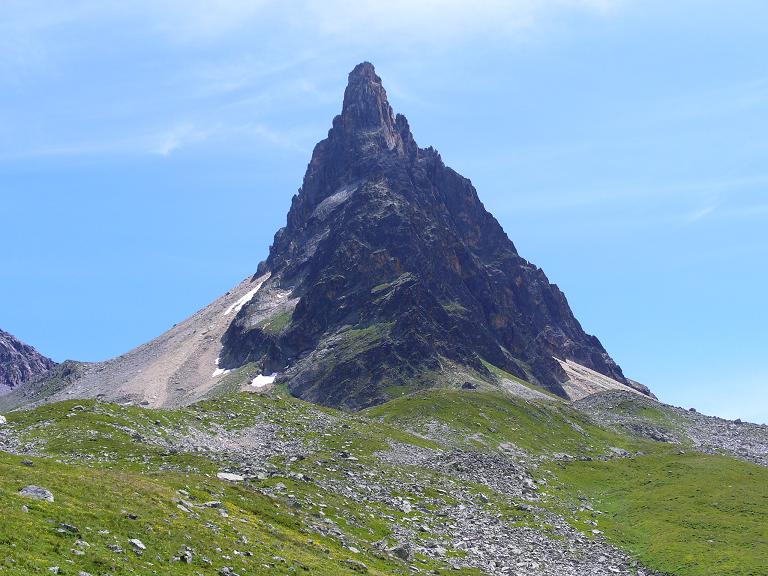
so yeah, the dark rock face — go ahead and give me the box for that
[0,329,56,393]
[221,62,627,409]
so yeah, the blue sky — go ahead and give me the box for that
[1,1,766,422]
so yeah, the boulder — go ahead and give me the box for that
[129,538,146,551]
[19,485,54,502]
[217,472,244,482]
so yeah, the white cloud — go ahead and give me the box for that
[153,120,309,155]
[152,123,212,156]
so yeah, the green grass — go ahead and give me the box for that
[340,323,394,353]
[369,389,768,576]
[2,389,767,576]
[366,388,644,456]
[258,310,293,334]
[0,450,410,576]
[0,394,467,575]
[201,362,262,400]
[370,274,416,295]
[382,384,412,399]
[479,359,557,398]
[0,361,87,412]
[549,453,768,576]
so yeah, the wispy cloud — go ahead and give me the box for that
[0,0,628,157]
[8,119,306,160]
[119,0,627,44]
[1,0,625,54]
[150,121,309,156]
[152,123,212,156]
[305,0,623,41]
[686,204,717,223]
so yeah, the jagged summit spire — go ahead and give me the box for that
[341,62,391,128]
[335,62,412,153]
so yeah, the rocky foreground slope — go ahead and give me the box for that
[1,386,766,576]
[0,329,55,394]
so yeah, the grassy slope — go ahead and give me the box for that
[0,453,375,576]
[550,453,768,576]
[1,389,766,575]
[367,390,768,576]
[0,395,474,576]
[366,389,646,456]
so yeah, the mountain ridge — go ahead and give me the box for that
[0,329,55,394]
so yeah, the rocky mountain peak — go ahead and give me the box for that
[0,329,55,393]
[221,62,636,409]
[337,62,402,149]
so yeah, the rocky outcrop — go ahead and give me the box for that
[220,62,635,409]
[0,329,55,393]
[557,358,651,401]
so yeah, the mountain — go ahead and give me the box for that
[218,62,643,409]
[4,62,652,412]
[0,329,55,394]
[2,62,766,576]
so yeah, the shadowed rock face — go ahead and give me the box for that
[221,62,628,409]
[0,329,55,392]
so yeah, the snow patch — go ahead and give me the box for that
[212,356,231,378]
[224,277,267,316]
[251,373,277,388]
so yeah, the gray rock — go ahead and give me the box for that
[216,472,244,482]
[0,329,56,390]
[576,391,768,467]
[344,558,369,572]
[389,542,413,561]
[129,538,146,551]
[19,485,54,502]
